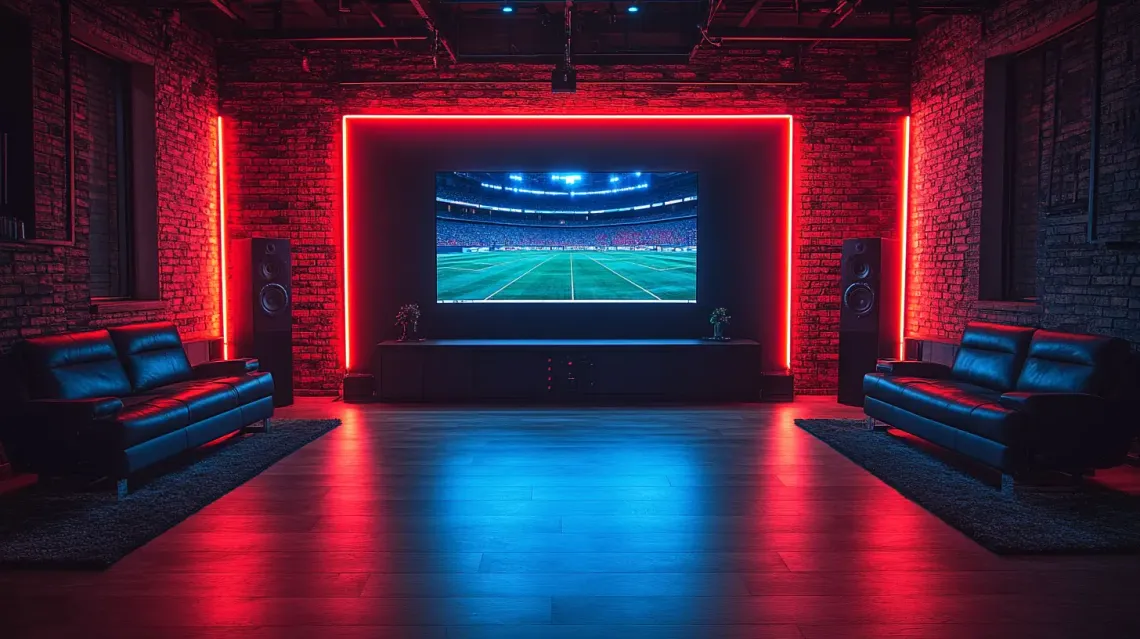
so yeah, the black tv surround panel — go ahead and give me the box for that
[373,339,762,402]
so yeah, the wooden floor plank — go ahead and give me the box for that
[1,397,1137,638]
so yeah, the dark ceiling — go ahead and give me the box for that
[170,0,991,62]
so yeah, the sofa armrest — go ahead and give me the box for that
[999,392,1114,466]
[23,397,124,422]
[194,358,259,379]
[875,360,952,379]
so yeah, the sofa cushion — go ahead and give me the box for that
[108,323,194,393]
[149,380,241,423]
[210,373,275,405]
[110,397,190,448]
[864,373,1024,445]
[1015,330,1130,396]
[950,322,1036,392]
[21,330,132,400]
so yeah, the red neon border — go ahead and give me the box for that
[341,114,796,372]
[217,116,230,359]
[899,116,911,361]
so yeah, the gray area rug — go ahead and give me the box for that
[796,418,1140,554]
[0,418,340,569]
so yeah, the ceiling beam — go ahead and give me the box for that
[230,28,431,42]
[711,27,912,42]
[364,1,386,28]
[208,0,242,21]
[689,0,725,62]
[407,0,457,63]
[806,0,865,50]
[294,0,330,18]
[738,0,771,29]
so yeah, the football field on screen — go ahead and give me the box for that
[437,250,697,302]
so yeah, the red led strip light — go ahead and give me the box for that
[217,116,230,359]
[899,116,911,361]
[342,114,796,372]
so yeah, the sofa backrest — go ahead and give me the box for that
[1015,329,1130,396]
[950,322,1036,392]
[21,330,132,400]
[107,322,193,393]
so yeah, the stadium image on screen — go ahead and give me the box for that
[436,171,697,303]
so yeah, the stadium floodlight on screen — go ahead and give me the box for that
[436,171,698,303]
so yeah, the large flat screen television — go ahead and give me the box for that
[436,171,697,303]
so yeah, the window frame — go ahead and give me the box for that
[70,25,159,308]
[979,6,1097,304]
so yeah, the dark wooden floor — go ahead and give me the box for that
[3,397,1140,638]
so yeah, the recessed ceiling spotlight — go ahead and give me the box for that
[502,5,514,13]
[628,2,639,13]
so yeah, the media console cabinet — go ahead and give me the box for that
[373,339,763,402]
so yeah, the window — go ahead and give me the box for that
[0,6,34,240]
[980,19,1095,302]
[74,43,133,298]
[69,29,158,306]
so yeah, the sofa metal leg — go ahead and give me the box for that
[244,418,271,434]
[865,417,889,432]
[115,478,130,500]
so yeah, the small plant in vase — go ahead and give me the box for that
[709,307,731,341]
[395,303,423,342]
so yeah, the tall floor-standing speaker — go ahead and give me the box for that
[838,238,901,406]
[230,238,293,407]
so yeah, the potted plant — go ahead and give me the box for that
[395,303,422,342]
[709,307,731,340]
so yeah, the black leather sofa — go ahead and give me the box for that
[863,322,1137,475]
[3,322,275,494]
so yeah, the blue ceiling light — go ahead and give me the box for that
[502,5,514,12]
[627,3,639,13]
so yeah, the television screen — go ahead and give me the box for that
[436,171,697,303]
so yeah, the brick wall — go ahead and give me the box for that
[909,0,1140,344]
[219,45,910,394]
[0,1,220,348]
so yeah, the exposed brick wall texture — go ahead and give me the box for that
[0,1,220,348]
[219,46,910,394]
[909,0,1140,345]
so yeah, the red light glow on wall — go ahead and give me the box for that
[899,116,911,361]
[217,116,230,359]
[341,114,796,373]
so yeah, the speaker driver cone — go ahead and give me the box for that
[260,260,281,281]
[259,283,290,315]
[843,282,875,316]
[850,259,872,280]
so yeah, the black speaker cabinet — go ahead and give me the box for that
[343,373,375,403]
[838,238,900,406]
[230,238,294,407]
